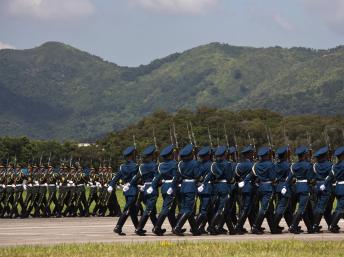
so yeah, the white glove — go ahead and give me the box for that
[198,184,204,193]
[238,181,245,188]
[2,185,5,188]
[320,184,326,191]
[167,187,173,195]
[44,183,48,187]
[147,186,153,194]
[123,183,130,192]
[281,187,287,195]
[138,185,144,192]
[34,181,39,185]
[107,186,113,192]
[57,185,60,189]
[23,184,27,191]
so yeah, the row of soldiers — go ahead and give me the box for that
[106,141,344,236]
[0,164,123,218]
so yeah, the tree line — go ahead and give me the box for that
[2,107,344,167]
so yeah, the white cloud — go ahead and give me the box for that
[272,13,293,31]
[6,0,95,20]
[129,0,219,14]
[302,0,344,34]
[0,41,15,50]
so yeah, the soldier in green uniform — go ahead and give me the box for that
[46,165,60,217]
[0,163,6,217]
[87,167,100,216]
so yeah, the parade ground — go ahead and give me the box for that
[1,217,343,247]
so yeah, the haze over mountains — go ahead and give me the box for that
[0,42,343,140]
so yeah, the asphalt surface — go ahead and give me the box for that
[0,217,343,247]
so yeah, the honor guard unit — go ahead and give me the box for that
[1,126,344,237]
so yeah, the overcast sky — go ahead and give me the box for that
[1,0,344,66]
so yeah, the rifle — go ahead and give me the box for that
[283,126,292,162]
[39,152,44,167]
[216,126,220,147]
[306,131,313,161]
[186,123,193,144]
[153,127,158,150]
[233,130,239,162]
[189,122,198,158]
[248,132,257,161]
[169,127,174,145]
[207,126,214,148]
[133,133,137,162]
[172,122,179,160]
[189,122,197,148]
[324,127,332,161]
[48,152,52,166]
[152,127,159,161]
[224,124,230,148]
[265,126,274,161]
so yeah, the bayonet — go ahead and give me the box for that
[224,124,229,148]
[173,122,179,149]
[153,127,159,150]
[186,123,193,144]
[190,122,197,147]
[207,126,213,148]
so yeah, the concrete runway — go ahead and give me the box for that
[0,217,343,247]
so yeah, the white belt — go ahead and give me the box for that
[297,179,307,183]
[16,184,23,187]
[337,181,344,185]
[183,179,195,182]
[48,184,56,186]
[144,182,152,185]
[34,184,40,187]
[261,181,272,184]
[217,179,227,183]
[77,184,85,186]
[163,180,173,183]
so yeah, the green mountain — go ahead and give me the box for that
[1,42,343,140]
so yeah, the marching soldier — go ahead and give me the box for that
[108,146,139,235]
[323,146,344,233]
[235,146,255,234]
[272,146,293,233]
[312,146,333,232]
[0,164,6,217]
[132,145,159,235]
[46,165,59,217]
[87,167,100,216]
[172,144,201,236]
[201,145,235,235]
[74,165,89,217]
[288,146,315,234]
[245,147,276,234]
[195,146,214,234]
[151,145,178,236]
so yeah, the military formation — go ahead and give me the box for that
[0,163,122,219]
[1,127,344,237]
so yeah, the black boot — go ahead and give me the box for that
[189,216,201,236]
[329,212,341,233]
[113,211,129,236]
[224,214,236,235]
[289,212,302,234]
[173,213,189,236]
[152,213,167,236]
[312,213,323,233]
[252,211,265,234]
[235,211,248,235]
[150,212,157,227]
[135,213,149,236]
[271,213,283,234]
[196,214,208,234]
[303,212,315,234]
[208,212,222,235]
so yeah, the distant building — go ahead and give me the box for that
[78,143,92,147]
